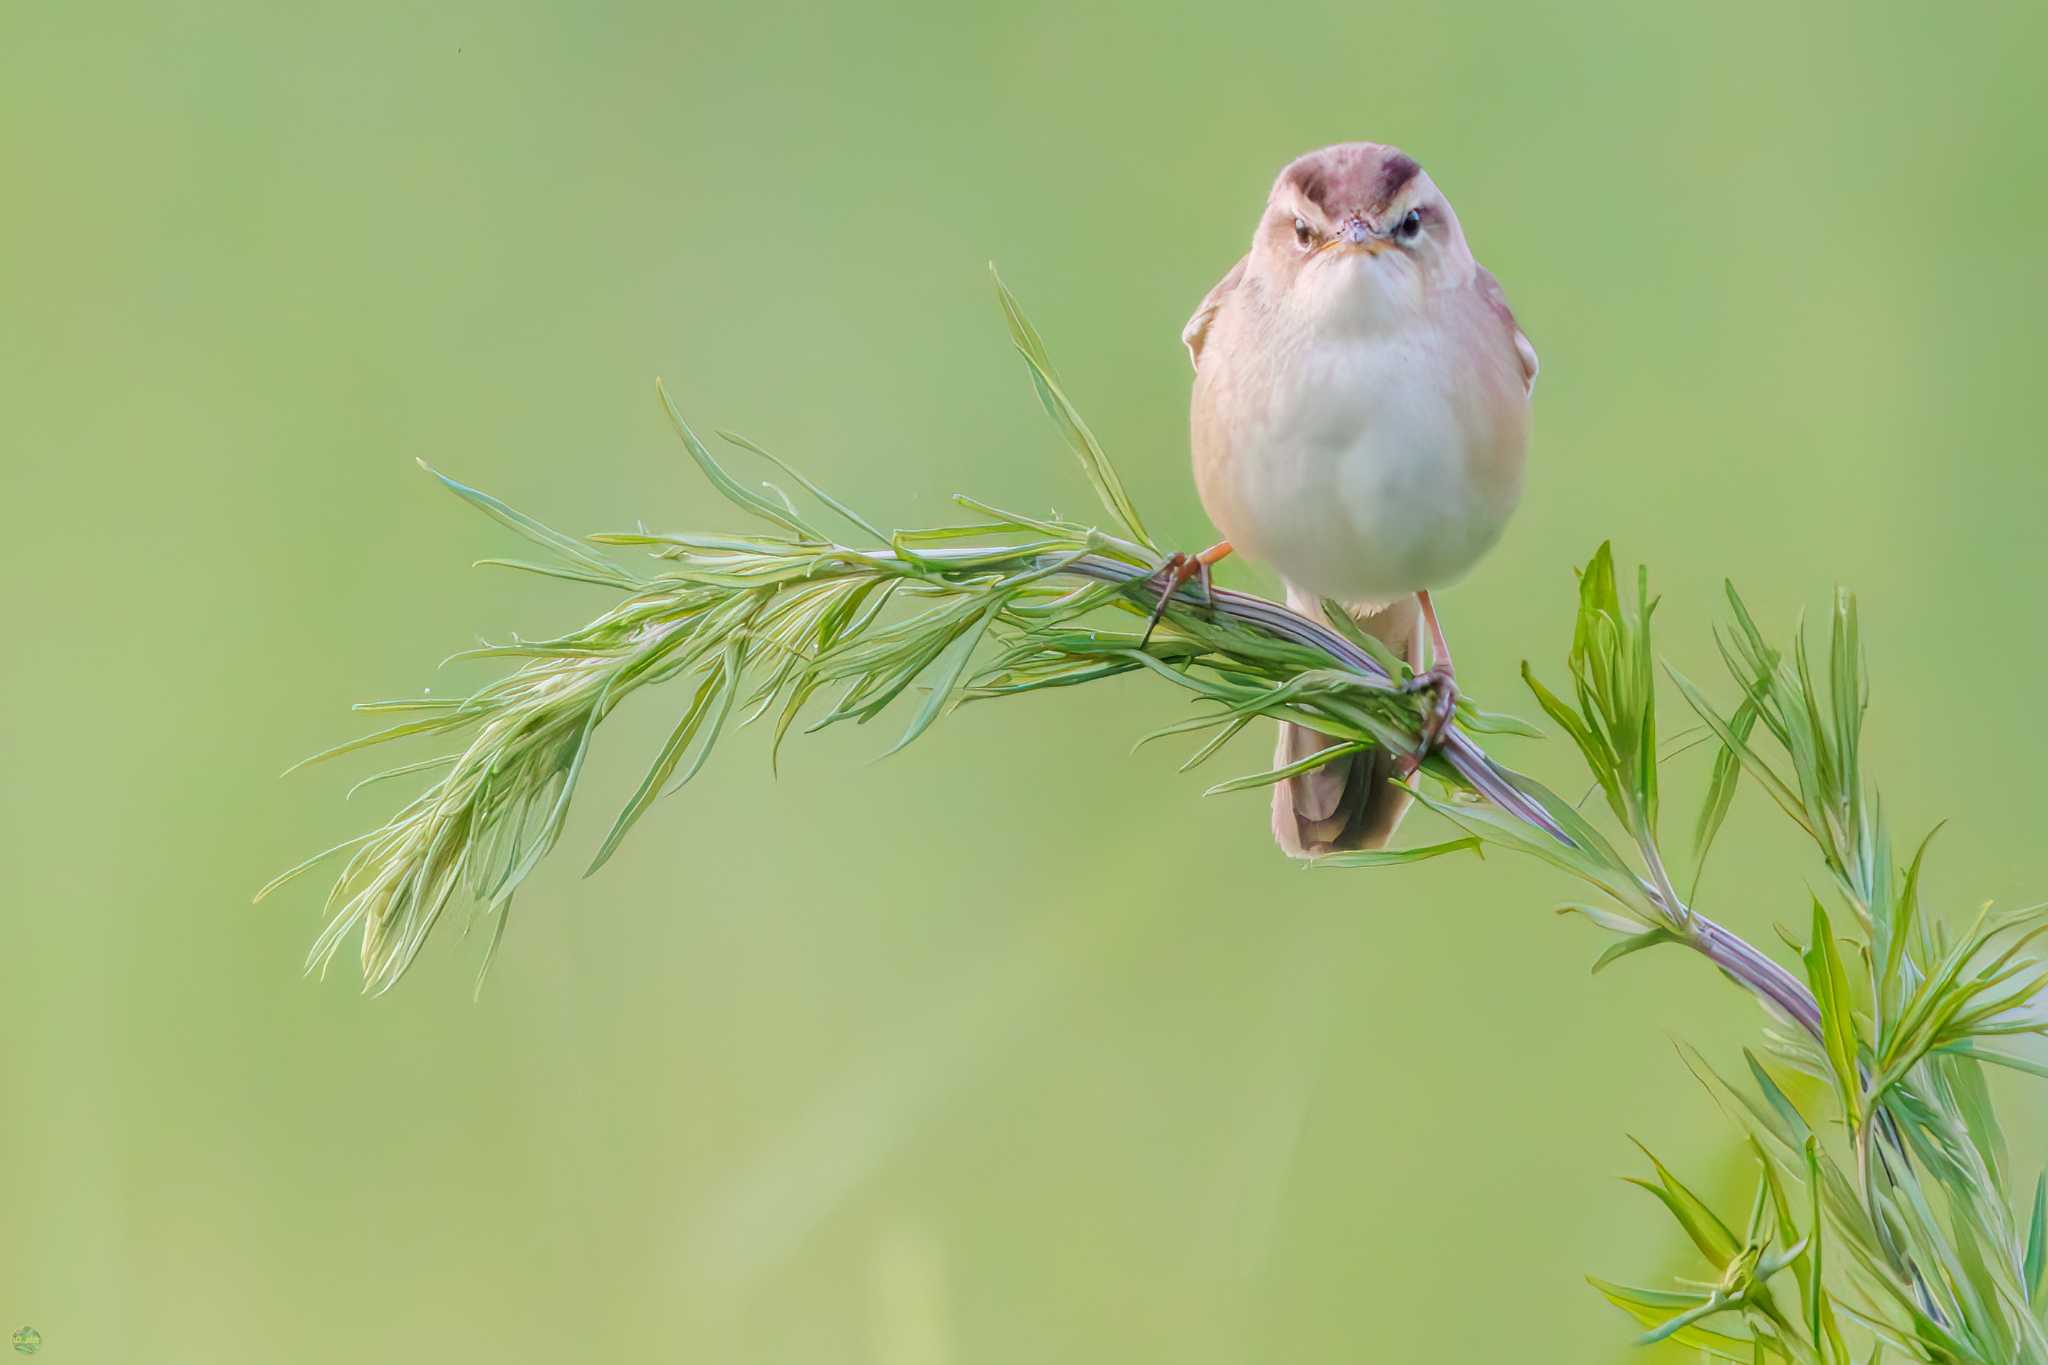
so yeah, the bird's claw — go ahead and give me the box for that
[1396,664,1459,777]
[1138,552,1215,647]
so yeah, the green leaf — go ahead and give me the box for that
[1829,589,1864,832]
[585,657,736,876]
[1630,563,1660,840]
[1636,1291,1739,1347]
[1204,741,1369,797]
[716,429,890,544]
[1802,1135,1852,1364]
[1592,926,1680,974]
[1312,837,1482,869]
[655,379,820,539]
[1801,899,1864,1128]
[879,599,1001,758]
[1691,693,1758,892]
[2027,1172,2048,1300]
[1939,1043,2048,1082]
[1408,786,1663,927]
[419,462,634,581]
[1627,1138,1741,1266]
[1667,664,1816,841]
[1668,1042,1805,1160]
[1587,1278,1754,1359]
[1745,1050,1814,1147]
[1316,597,1406,678]
[1557,901,1652,936]
[1877,823,1942,1038]
[1173,713,1253,772]
[343,754,459,800]
[1938,1044,2009,1194]
[251,830,378,904]
[472,556,645,589]
[989,266,1156,551]
[1455,705,1546,739]
[1496,766,1645,884]
[1521,662,1621,823]
[1575,541,1622,639]
[282,712,475,774]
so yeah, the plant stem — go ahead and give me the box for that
[1041,552,1827,1041]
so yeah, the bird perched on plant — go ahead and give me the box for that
[1160,141,1538,857]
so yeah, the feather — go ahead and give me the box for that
[1182,255,1246,369]
[1270,592,1422,857]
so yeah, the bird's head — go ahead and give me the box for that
[1248,142,1477,318]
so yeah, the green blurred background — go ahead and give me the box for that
[4,1,2046,1359]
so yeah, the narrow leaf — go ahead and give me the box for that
[880,600,1001,758]
[419,462,627,578]
[1692,693,1758,890]
[716,429,890,544]
[586,658,734,875]
[1587,1279,1753,1359]
[1313,837,1482,869]
[2027,1172,2047,1299]
[1802,898,1864,1128]
[655,379,819,539]
[1593,926,1680,974]
[989,265,1156,550]
[1627,1138,1741,1265]
[1205,741,1369,797]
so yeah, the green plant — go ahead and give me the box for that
[267,274,2048,1362]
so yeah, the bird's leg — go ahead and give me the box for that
[1139,541,1232,646]
[1397,589,1459,774]
[1416,588,1454,677]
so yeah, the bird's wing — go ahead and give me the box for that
[1181,254,1246,370]
[1477,266,1539,395]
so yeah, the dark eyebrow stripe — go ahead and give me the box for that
[1289,167,1329,210]
[1374,153,1422,208]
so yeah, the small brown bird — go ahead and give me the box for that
[1171,142,1538,857]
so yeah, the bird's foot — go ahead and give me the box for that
[1138,541,1232,647]
[1395,664,1459,777]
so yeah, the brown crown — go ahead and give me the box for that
[1279,144,1422,218]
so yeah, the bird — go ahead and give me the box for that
[1163,141,1538,857]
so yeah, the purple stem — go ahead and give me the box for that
[1055,555,1826,1040]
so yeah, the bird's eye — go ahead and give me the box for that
[1293,216,1314,248]
[1396,208,1424,243]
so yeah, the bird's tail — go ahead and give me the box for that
[1271,588,1423,859]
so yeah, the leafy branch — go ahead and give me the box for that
[267,276,2048,1362]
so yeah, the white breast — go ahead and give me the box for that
[1197,312,1527,608]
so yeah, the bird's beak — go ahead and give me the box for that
[1337,218,1387,255]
